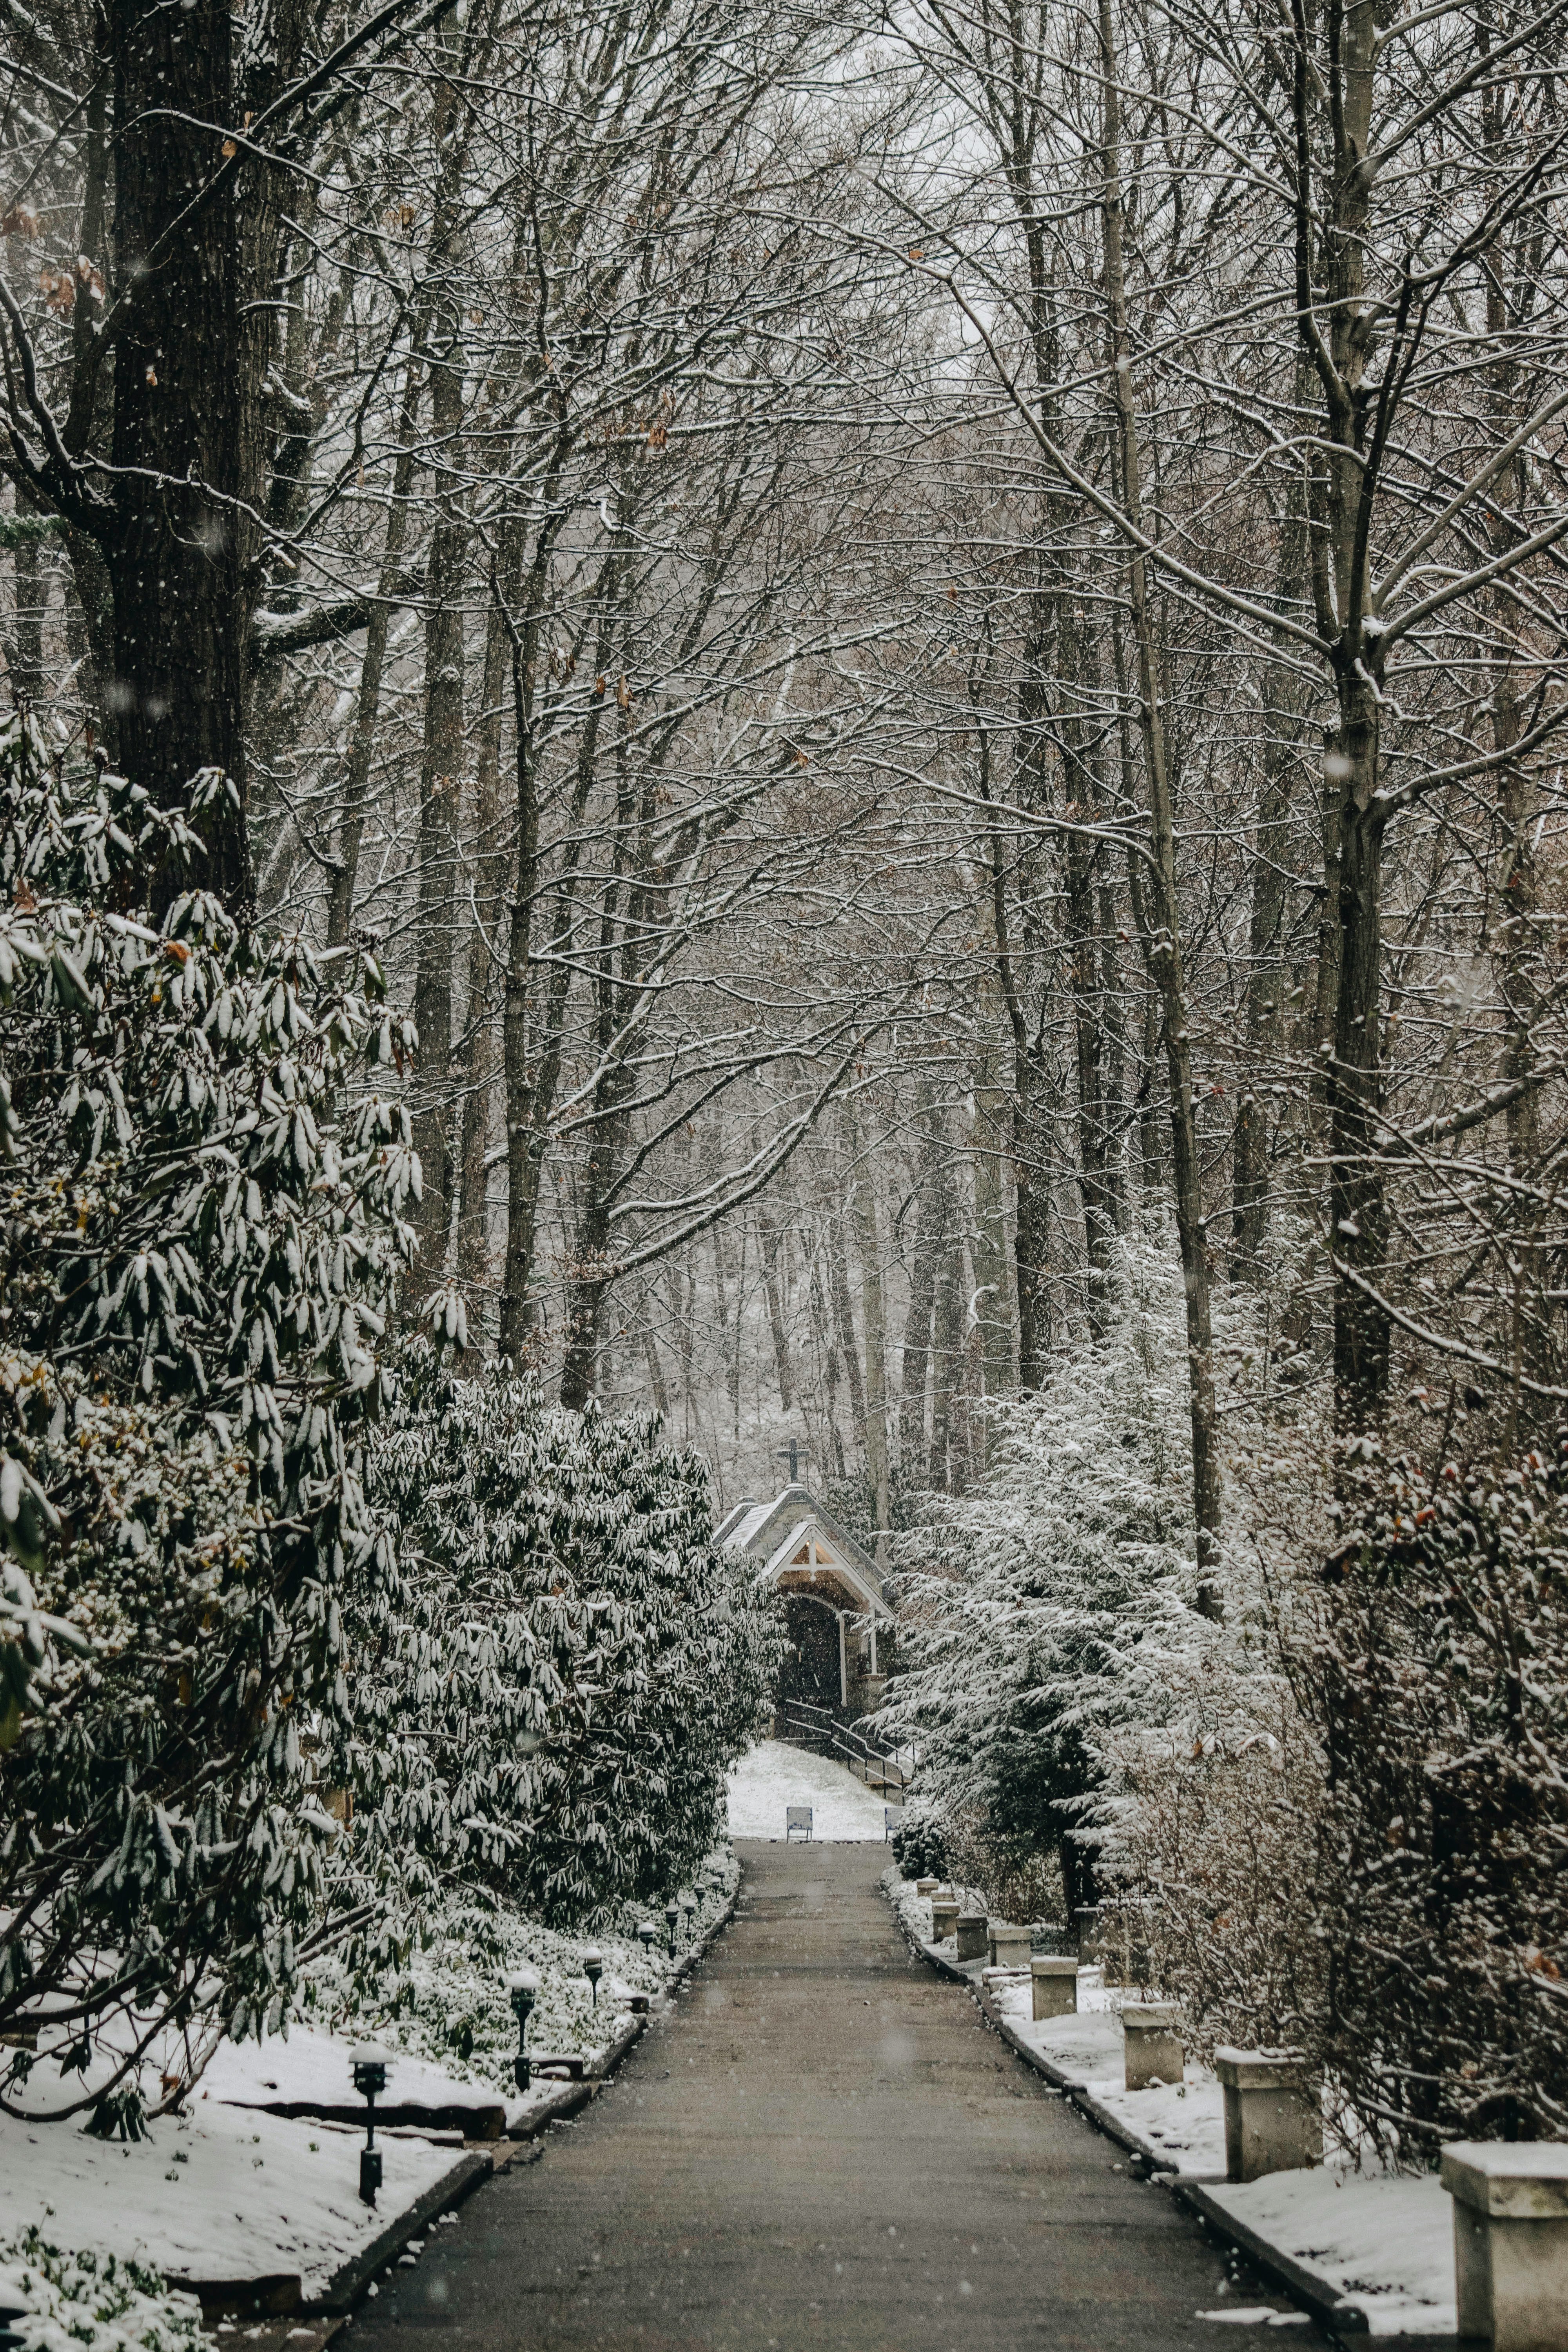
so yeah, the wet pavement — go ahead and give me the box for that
[350,1840,1323,2350]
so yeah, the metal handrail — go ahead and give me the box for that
[776,1697,916,1789]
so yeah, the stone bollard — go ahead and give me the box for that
[1121,2002,1184,2090]
[1074,1905,1103,1965]
[1031,1957,1078,2021]
[930,1898,959,1943]
[1441,2142,1568,2352]
[989,1924,1033,1970]
[955,1911,988,1964]
[1214,2049,1323,2182]
[915,1878,938,1896]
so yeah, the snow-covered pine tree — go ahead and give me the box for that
[331,1345,784,1944]
[0,711,415,2124]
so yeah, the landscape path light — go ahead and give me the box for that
[583,1946,604,2008]
[507,1966,540,2094]
[350,2046,391,2207]
[664,1900,680,1957]
[636,1920,655,1956]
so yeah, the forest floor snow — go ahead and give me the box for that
[886,1868,1457,2339]
[726,1739,895,1841]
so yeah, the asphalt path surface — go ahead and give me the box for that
[353,1841,1324,2350]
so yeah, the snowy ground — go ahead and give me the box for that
[1199,2170,1455,2339]
[884,1868,1457,2337]
[726,1740,897,1841]
[0,2096,459,2298]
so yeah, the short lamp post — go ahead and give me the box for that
[351,2048,390,2207]
[681,1893,697,1936]
[583,1946,604,2008]
[507,1967,540,2094]
[637,1920,655,1957]
[664,1900,680,1957]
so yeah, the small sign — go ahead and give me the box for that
[785,1804,813,1842]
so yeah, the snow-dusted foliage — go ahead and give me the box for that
[881,1237,1337,2023]
[880,1241,1212,1914]
[1304,1437,1568,2149]
[332,1348,784,1933]
[0,2230,203,2352]
[305,1854,737,2080]
[0,712,414,2119]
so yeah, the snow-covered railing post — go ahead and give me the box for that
[1121,2004,1183,2091]
[1031,1958,1077,2020]
[1214,2049,1322,2182]
[1441,2144,1568,2352]
[930,1896,959,1943]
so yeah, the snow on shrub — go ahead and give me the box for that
[880,1238,1209,1916]
[304,1856,737,2078]
[0,2231,203,2352]
[323,1347,782,1963]
[0,710,414,2123]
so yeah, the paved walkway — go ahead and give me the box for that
[356,1844,1321,2350]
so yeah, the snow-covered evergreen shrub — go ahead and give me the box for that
[880,1241,1204,1915]
[1304,1435,1568,2150]
[332,1348,783,1935]
[0,2230,203,2352]
[889,1792,951,1880]
[305,1853,737,2078]
[0,711,414,2119]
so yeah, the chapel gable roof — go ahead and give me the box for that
[719,1483,890,1615]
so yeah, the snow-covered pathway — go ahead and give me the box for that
[724,1737,895,1840]
[345,1842,1325,2352]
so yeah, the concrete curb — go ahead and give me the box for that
[307,2150,495,2314]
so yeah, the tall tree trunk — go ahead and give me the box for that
[759,1206,795,1411]
[828,1198,867,1439]
[498,515,591,1358]
[849,1124,893,1566]
[969,1070,1015,1412]
[1233,378,1310,1281]
[4,474,45,704]
[455,570,513,1312]
[1099,0,1221,1605]
[1059,595,1117,1331]
[327,364,421,950]
[408,334,468,1302]
[929,1238,966,1492]
[900,1119,944,1474]
[107,0,250,916]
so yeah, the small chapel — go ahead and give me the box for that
[715,1482,895,1715]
